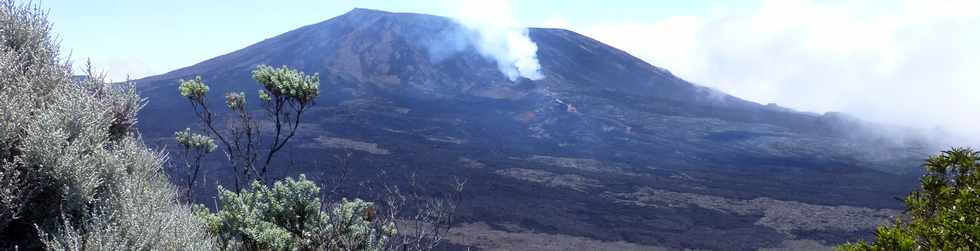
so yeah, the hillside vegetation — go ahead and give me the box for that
[0,1,213,249]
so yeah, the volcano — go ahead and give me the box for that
[134,8,925,250]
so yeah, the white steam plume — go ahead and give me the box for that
[450,0,543,81]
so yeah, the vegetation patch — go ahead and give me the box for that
[604,187,899,236]
[494,168,601,192]
[309,136,391,155]
[526,155,626,173]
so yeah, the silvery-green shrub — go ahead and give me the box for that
[196,175,395,250]
[0,0,214,249]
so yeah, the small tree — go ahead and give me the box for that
[838,147,980,250]
[175,128,217,198]
[179,66,466,250]
[176,65,319,191]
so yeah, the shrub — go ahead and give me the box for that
[837,147,980,250]
[195,175,396,250]
[0,0,214,249]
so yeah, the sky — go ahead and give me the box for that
[44,0,980,142]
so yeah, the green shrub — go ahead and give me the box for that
[837,147,980,250]
[0,0,214,249]
[195,175,396,250]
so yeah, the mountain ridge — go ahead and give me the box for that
[141,8,763,111]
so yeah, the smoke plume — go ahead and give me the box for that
[449,0,543,81]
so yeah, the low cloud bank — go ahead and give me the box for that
[583,0,980,145]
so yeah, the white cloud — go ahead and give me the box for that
[581,0,980,143]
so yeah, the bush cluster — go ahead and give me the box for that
[0,0,214,249]
[838,148,980,250]
[195,175,395,250]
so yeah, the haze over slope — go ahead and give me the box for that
[580,0,980,143]
[135,8,926,250]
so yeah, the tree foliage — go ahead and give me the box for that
[838,147,980,250]
[176,65,319,191]
[176,128,216,198]
[0,0,214,249]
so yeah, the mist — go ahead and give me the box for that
[447,0,544,81]
[582,0,980,145]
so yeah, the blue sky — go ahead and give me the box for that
[41,0,980,139]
